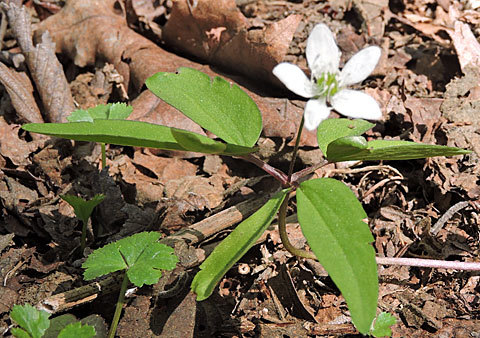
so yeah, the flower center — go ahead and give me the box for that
[316,72,339,98]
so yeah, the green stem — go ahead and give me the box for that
[107,272,129,338]
[287,116,305,182]
[278,192,316,260]
[101,143,106,169]
[80,219,87,253]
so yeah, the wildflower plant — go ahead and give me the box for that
[22,23,470,334]
[273,24,382,130]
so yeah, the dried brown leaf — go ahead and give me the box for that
[163,0,301,86]
[0,62,43,123]
[3,3,75,122]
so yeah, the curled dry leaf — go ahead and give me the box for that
[0,116,39,166]
[0,63,43,124]
[448,21,480,73]
[35,0,317,146]
[162,0,302,86]
[3,3,75,122]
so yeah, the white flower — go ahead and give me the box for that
[273,23,382,131]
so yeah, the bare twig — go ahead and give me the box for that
[430,201,471,235]
[376,256,480,271]
[2,3,75,122]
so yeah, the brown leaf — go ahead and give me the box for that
[0,63,43,123]
[448,21,480,73]
[163,0,301,86]
[0,116,38,166]
[3,3,75,122]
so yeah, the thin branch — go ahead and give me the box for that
[376,256,480,271]
[290,159,329,183]
[430,201,471,235]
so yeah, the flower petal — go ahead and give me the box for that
[331,89,382,120]
[273,63,317,98]
[306,24,341,78]
[304,98,331,131]
[339,46,381,86]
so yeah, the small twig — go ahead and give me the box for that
[361,176,403,199]
[430,201,471,236]
[290,159,329,183]
[376,256,480,271]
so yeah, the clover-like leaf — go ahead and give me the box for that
[371,312,396,337]
[10,304,50,338]
[82,232,178,287]
[146,67,262,147]
[297,178,378,334]
[22,120,256,156]
[317,118,374,156]
[57,322,96,338]
[60,194,105,224]
[192,189,289,300]
[67,103,132,122]
[326,136,471,162]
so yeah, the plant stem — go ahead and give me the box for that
[278,192,316,259]
[240,154,289,186]
[101,143,106,169]
[287,116,305,182]
[107,272,129,338]
[80,219,87,253]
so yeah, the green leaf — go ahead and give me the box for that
[317,118,374,156]
[146,67,262,147]
[297,178,378,334]
[60,194,105,224]
[192,189,289,300]
[371,312,396,337]
[22,120,256,156]
[58,322,96,338]
[326,136,471,162]
[67,103,132,122]
[82,232,178,287]
[10,304,51,338]
[44,314,77,338]
[11,328,31,338]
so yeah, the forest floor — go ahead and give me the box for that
[1,0,480,337]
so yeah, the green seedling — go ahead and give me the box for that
[67,103,133,169]
[370,312,397,337]
[22,25,471,334]
[60,194,105,253]
[82,231,178,338]
[9,304,95,338]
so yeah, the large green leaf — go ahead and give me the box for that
[192,189,288,301]
[146,67,262,147]
[297,178,377,334]
[22,120,256,156]
[326,136,471,162]
[317,118,374,156]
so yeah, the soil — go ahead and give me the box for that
[0,0,480,337]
